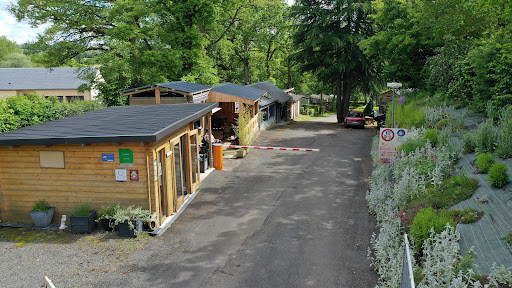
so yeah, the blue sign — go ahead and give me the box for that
[102,153,115,162]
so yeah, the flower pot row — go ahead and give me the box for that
[29,200,149,237]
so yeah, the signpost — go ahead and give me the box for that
[379,128,407,164]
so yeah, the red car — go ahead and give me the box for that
[344,111,365,128]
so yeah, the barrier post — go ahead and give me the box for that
[213,145,223,171]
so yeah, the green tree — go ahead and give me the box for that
[0,53,33,68]
[292,0,376,122]
[0,36,19,61]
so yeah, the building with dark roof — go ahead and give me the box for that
[207,83,266,143]
[0,103,217,233]
[121,81,212,105]
[248,81,293,130]
[0,67,100,101]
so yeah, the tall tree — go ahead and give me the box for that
[292,0,375,122]
[0,36,20,61]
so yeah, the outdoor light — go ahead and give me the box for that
[387,82,403,128]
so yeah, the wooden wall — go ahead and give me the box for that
[0,143,150,224]
[129,97,188,105]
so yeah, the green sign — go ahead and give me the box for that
[119,149,133,168]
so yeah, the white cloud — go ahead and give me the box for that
[0,0,46,44]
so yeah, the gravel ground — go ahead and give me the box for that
[0,229,151,288]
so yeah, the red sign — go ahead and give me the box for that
[130,170,139,181]
[381,129,395,141]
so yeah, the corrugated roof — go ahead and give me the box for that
[211,83,266,101]
[248,81,292,104]
[0,103,217,146]
[120,81,211,94]
[0,68,94,90]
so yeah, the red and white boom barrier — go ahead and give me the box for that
[213,144,319,152]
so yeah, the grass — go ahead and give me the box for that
[295,112,334,122]
[0,227,152,248]
[0,228,81,245]
[404,174,480,224]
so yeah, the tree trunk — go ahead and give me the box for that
[243,38,250,84]
[336,74,343,123]
[287,57,292,88]
[342,78,352,121]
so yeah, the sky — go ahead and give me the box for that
[1,0,295,45]
[0,0,47,44]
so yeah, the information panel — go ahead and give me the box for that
[378,128,408,164]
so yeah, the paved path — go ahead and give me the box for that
[94,115,378,287]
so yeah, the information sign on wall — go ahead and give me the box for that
[235,102,239,113]
[130,170,139,181]
[115,169,127,182]
[378,128,408,164]
[119,149,134,168]
[102,153,115,162]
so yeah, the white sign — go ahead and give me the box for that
[235,102,239,113]
[115,169,127,182]
[378,128,408,164]
[154,159,158,181]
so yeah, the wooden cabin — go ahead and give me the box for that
[248,81,293,130]
[208,83,266,142]
[121,81,211,105]
[0,103,217,229]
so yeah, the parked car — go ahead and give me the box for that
[344,111,365,128]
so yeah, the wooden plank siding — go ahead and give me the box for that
[0,143,150,224]
[129,97,188,105]
[207,90,257,106]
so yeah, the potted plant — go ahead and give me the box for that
[112,205,150,237]
[70,203,97,234]
[30,199,55,227]
[97,204,119,232]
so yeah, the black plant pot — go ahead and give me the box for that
[70,210,97,234]
[100,218,116,232]
[118,220,142,238]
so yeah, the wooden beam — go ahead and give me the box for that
[155,86,161,104]
[121,86,156,96]
[43,145,52,148]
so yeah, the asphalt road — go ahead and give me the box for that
[94,115,378,288]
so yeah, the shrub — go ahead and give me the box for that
[461,131,476,154]
[495,108,512,158]
[387,101,426,128]
[32,199,51,212]
[475,121,498,153]
[98,204,120,220]
[434,119,449,130]
[398,138,427,154]
[476,153,495,173]
[426,174,479,209]
[410,207,455,254]
[488,162,509,187]
[308,108,315,116]
[424,129,439,147]
[299,106,305,115]
[72,203,91,216]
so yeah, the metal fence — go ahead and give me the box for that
[401,233,415,288]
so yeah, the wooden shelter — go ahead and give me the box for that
[0,103,217,229]
[121,81,211,105]
[208,83,266,141]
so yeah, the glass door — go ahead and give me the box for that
[173,137,187,209]
[157,149,169,219]
[189,131,201,192]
